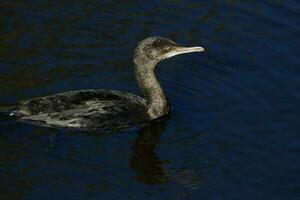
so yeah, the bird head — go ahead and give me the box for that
[134,36,204,69]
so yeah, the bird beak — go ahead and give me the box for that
[164,46,205,59]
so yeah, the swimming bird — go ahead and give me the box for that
[6,37,204,130]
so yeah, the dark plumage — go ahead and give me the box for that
[5,37,205,131]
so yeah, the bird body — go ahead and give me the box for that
[4,37,204,130]
[12,89,148,130]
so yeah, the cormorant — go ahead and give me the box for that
[5,37,204,130]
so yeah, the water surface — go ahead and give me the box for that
[0,0,299,199]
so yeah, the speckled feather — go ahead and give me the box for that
[14,89,149,130]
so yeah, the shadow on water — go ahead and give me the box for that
[130,118,169,184]
[0,117,169,199]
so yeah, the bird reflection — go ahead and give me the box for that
[130,118,168,184]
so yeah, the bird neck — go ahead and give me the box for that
[134,62,169,119]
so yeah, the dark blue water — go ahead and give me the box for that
[0,0,299,199]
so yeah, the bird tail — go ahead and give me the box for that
[0,105,17,118]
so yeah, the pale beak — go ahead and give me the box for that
[164,46,205,59]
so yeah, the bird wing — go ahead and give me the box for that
[15,89,148,130]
